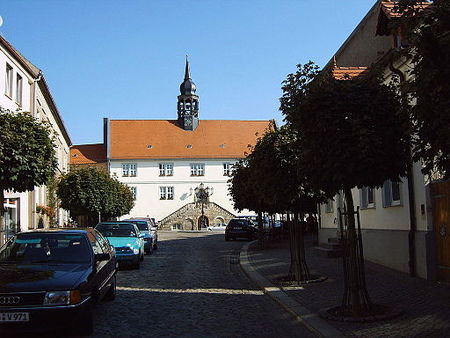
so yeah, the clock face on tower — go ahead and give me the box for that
[185,117,193,129]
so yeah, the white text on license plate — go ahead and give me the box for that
[0,312,29,322]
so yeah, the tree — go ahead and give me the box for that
[394,0,450,178]
[0,111,57,242]
[229,125,324,282]
[281,63,411,316]
[57,167,134,223]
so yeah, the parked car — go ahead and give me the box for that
[122,219,157,254]
[95,222,144,269]
[129,217,158,248]
[225,218,257,241]
[0,228,116,336]
[207,223,227,232]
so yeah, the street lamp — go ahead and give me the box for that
[194,183,213,230]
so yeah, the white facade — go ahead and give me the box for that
[0,36,71,238]
[111,159,240,222]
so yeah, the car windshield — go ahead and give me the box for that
[228,220,249,227]
[96,224,138,237]
[130,221,148,231]
[0,233,91,264]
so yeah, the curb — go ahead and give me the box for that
[239,241,344,338]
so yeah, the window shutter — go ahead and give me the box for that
[360,187,368,209]
[382,181,392,207]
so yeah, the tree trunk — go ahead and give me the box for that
[342,187,371,316]
[0,188,5,247]
[257,211,264,248]
[288,212,310,283]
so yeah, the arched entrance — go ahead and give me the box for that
[198,216,209,230]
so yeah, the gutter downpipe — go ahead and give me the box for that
[389,60,416,277]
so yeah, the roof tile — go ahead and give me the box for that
[109,120,272,159]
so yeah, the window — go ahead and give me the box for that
[382,180,402,207]
[16,74,22,106]
[159,163,174,176]
[223,162,233,176]
[122,163,137,177]
[130,187,137,200]
[159,186,174,200]
[190,163,205,176]
[360,187,375,209]
[5,64,13,98]
[325,199,334,213]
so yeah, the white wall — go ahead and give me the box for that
[111,159,242,222]
[0,44,32,113]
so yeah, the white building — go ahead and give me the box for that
[72,60,271,230]
[0,35,71,240]
[317,0,445,281]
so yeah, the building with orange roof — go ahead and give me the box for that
[316,0,443,282]
[73,59,272,229]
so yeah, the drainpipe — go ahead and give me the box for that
[389,61,416,277]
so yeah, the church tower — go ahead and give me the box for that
[177,57,199,131]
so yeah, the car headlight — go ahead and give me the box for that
[44,290,81,305]
[133,248,139,255]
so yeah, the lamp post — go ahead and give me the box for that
[194,183,213,230]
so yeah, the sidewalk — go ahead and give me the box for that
[240,235,450,337]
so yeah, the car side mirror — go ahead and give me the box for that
[95,253,110,262]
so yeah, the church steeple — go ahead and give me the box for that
[178,56,199,131]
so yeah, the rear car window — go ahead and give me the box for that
[0,233,92,264]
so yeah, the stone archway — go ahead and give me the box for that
[198,216,209,230]
[185,218,195,231]
[214,216,225,225]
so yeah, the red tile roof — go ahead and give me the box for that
[70,144,106,165]
[380,1,431,18]
[332,66,368,80]
[109,120,273,160]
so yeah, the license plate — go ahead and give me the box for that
[0,312,30,322]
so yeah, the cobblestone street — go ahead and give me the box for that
[91,232,314,337]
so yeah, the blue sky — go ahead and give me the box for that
[1,0,375,145]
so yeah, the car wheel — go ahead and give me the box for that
[140,250,144,261]
[225,236,230,241]
[153,241,158,250]
[104,274,116,301]
[74,301,93,335]
[133,258,141,269]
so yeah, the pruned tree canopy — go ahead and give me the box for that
[281,63,411,196]
[0,111,57,193]
[57,167,134,219]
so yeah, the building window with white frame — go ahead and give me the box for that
[159,186,174,200]
[382,180,402,207]
[223,162,233,176]
[159,163,174,176]
[325,199,334,213]
[16,74,23,106]
[5,64,13,98]
[360,187,375,209]
[122,163,137,177]
[190,163,205,176]
[130,187,137,200]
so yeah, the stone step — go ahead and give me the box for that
[328,237,341,244]
[313,246,343,258]
[321,242,342,250]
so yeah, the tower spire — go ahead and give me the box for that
[185,55,191,80]
[177,57,199,131]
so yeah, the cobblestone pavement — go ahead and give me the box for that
[88,232,314,337]
[249,234,450,337]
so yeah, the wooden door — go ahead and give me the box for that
[431,181,450,281]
